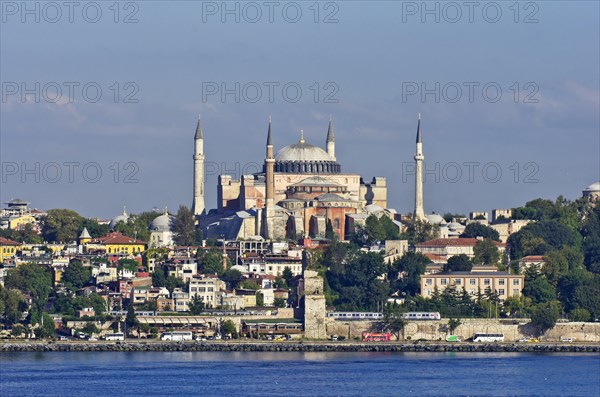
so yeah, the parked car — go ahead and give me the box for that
[561,337,573,343]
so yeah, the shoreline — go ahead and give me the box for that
[2,341,599,353]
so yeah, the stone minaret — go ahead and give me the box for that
[262,117,275,239]
[193,115,205,216]
[413,114,426,222]
[326,115,335,161]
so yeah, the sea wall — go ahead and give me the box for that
[325,319,600,342]
[1,341,598,353]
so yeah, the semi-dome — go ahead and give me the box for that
[149,213,175,232]
[426,213,445,225]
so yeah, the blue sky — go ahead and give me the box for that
[1,1,599,219]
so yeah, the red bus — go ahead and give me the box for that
[361,332,391,342]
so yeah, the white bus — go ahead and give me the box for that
[401,312,441,321]
[103,332,124,341]
[160,331,193,341]
[473,333,504,342]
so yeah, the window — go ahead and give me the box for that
[426,279,432,286]
[498,289,505,295]
[454,279,462,285]
[440,279,447,285]
[499,279,505,286]
[513,279,520,285]
[426,289,431,296]
[470,279,476,285]
[513,289,519,295]
[484,279,490,286]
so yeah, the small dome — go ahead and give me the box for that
[109,211,129,230]
[426,213,444,224]
[448,222,465,230]
[276,142,332,162]
[584,182,600,192]
[149,213,175,232]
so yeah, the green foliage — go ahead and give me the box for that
[530,300,562,333]
[63,260,92,291]
[164,276,185,295]
[569,308,591,322]
[326,250,389,311]
[41,209,84,243]
[442,213,465,223]
[0,224,42,244]
[81,322,100,335]
[273,297,286,308]
[325,219,335,240]
[352,215,400,245]
[445,254,473,272]
[404,219,440,244]
[447,318,462,334]
[118,258,139,273]
[198,250,229,275]
[222,269,244,290]
[389,252,431,296]
[5,263,52,320]
[256,292,264,307]
[173,205,201,246]
[282,267,294,285]
[11,324,25,338]
[461,223,500,241]
[126,305,138,329]
[507,220,581,260]
[152,269,166,287]
[0,286,27,326]
[221,319,238,338]
[52,292,107,316]
[79,218,109,238]
[473,239,500,265]
[523,275,557,304]
[382,304,407,340]
[240,280,260,291]
[38,313,56,338]
[113,211,161,242]
[557,271,600,319]
[188,295,205,315]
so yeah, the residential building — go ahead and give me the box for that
[420,271,524,301]
[519,255,546,273]
[189,275,225,308]
[0,237,21,263]
[415,238,505,262]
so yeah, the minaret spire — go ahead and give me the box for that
[299,129,305,144]
[193,114,205,217]
[326,115,335,161]
[413,113,426,222]
[262,117,276,239]
[266,116,272,146]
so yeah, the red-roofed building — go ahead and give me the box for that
[518,255,546,274]
[0,236,21,263]
[415,238,505,262]
[87,232,146,257]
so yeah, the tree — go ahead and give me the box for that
[522,276,556,304]
[82,322,100,336]
[221,319,238,338]
[569,308,591,322]
[222,269,244,290]
[256,292,264,307]
[325,219,335,240]
[363,215,387,244]
[447,318,462,334]
[282,267,294,286]
[41,209,84,243]
[79,218,109,238]
[62,260,92,291]
[173,205,198,246]
[473,239,500,265]
[126,305,138,330]
[461,223,500,241]
[152,269,166,287]
[274,297,286,308]
[383,304,407,340]
[11,324,25,338]
[38,313,56,338]
[163,275,185,295]
[530,301,562,333]
[188,295,205,315]
[198,251,229,275]
[405,219,440,244]
[445,254,473,272]
[0,287,27,326]
[389,252,431,296]
[5,263,52,320]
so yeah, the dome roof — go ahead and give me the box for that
[426,213,445,224]
[275,142,332,162]
[149,213,175,232]
[109,210,129,230]
[584,182,600,192]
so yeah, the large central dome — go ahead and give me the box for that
[276,142,331,162]
[272,134,341,174]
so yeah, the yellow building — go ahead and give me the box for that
[78,227,92,245]
[8,214,36,230]
[0,237,21,263]
[89,232,146,256]
[420,270,524,301]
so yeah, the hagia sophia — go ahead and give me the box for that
[193,116,404,241]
